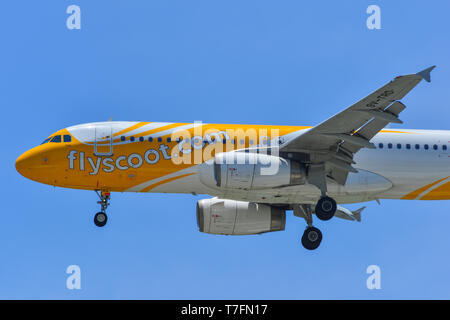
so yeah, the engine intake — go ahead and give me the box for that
[196,198,286,235]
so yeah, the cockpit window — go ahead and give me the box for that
[50,135,61,143]
[63,135,72,142]
[41,137,52,145]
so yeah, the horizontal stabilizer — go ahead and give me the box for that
[351,206,365,222]
[333,205,365,222]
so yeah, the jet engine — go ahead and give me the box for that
[199,151,305,190]
[196,198,286,235]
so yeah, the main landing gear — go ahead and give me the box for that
[294,196,337,250]
[302,226,322,250]
[94,191,110,227]
[315,196,337,221]
[307,164,337,222]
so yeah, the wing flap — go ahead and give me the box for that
[341,101,406,153]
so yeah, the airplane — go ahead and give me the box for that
[16,66,443,250]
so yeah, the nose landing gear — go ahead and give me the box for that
[94,191,110,227]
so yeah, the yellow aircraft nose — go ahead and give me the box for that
[16,149,33,178]
[15,148,47,180]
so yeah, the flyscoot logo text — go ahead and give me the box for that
[67,128,281,175]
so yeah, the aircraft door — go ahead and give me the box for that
[94,126,113,156]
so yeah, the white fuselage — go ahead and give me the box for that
[151,129,450,205]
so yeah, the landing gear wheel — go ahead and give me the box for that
[94,191,110,227]
[94,212,108,227]
[315,196,337,221]
[301,226,322,250]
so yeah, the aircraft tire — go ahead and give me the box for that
[301,227,322,250]
[315,196,337,221]
[94,212,108,227]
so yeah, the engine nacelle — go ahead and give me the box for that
[199,151,305,190]
[196,198,286,235]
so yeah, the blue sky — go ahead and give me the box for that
[1,0,450,299]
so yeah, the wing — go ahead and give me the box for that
[280,66,435,185]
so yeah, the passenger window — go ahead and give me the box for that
[378,143,383,149]
[148,137,153,142]
[406,144,411,149]
[130,136,135,142]
[424,144,429,150]
[41,137,52,145]
[433,144,438,150]
[50,135,61,143]
[397,144,401,149]
[443,145,448,151]
[139,137,144,142]
[388,143,393,149]
[121,136,125,142]
[157,137,162,142]
[415,144,420,150]
[63,135,71,143]
[167,137,171,143]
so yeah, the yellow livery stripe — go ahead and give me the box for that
[401,176,449,200]
[113,122,150,137]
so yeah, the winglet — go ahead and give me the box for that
[416,65,436,83]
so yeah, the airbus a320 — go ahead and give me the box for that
[16,66,443,250]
